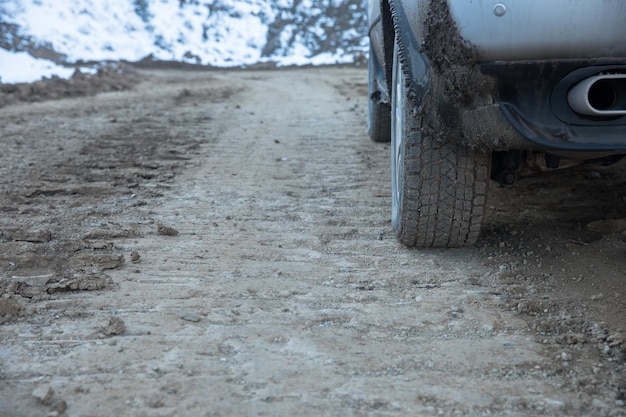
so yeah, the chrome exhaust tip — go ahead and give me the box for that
[567,74,626,117]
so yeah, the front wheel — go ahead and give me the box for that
[391,41,489,248]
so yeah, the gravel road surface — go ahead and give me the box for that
[0,67,624,416]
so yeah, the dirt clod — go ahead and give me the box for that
[10,229,53,243]
[157,224,179,236]
[178,311,200,322]
[130,251,141,263]
[48,399,67,416]
[32,384,54,405]
[102,316,126,336]
[0,298,22,316]
[587,218,626,234]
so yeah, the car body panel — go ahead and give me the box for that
[370,0,626,63]
[448,0,626,62]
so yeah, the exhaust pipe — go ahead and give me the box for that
[567,74,626,117]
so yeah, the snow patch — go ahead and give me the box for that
[0,49,76,83]
[0,0,368,83]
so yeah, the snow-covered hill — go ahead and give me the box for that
[0,0,368,83]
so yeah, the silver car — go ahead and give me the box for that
[368,0,626,248]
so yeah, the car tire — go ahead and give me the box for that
[368,44,391,143]
[391,41,489,248]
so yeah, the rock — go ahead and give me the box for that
[102,316,126,336]
[32,384,54,405]
[157,224,179,236]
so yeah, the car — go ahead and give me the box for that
[367,0,626,248]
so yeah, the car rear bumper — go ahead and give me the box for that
[448,0,626,62]
[473,60,626,156]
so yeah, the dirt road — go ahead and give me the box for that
[0,67,624,416]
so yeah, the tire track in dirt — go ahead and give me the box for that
[110,69,547,415]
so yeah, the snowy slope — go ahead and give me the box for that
[0,0,368,83]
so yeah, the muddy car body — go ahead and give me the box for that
[368,0,626,248]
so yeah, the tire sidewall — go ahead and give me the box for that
[391,41,408,235]
[367,42,376,134]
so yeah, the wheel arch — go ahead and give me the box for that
[380,0,395,96]
[386,0,432,110]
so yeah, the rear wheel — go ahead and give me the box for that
[391,41,489,247]
[368,43,391,143]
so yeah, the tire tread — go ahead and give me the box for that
[396,114,488,248]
